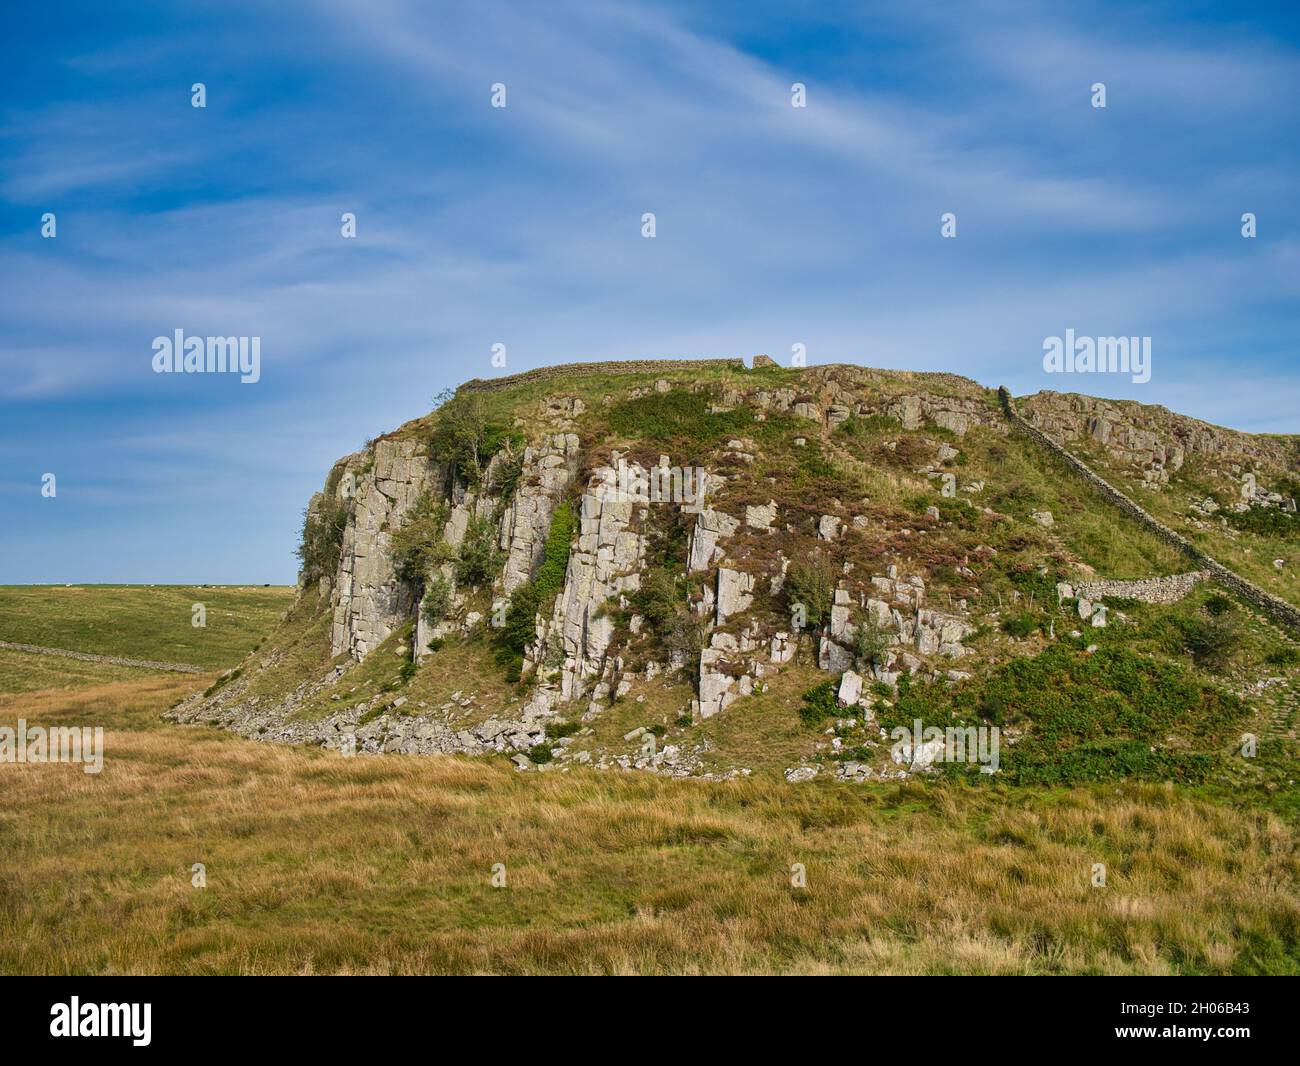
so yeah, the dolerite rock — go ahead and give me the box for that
[331,438,441,660]
[818,636,854,673]
[498,432,580,593]
[697,647,740,717]
[745,501,778,530]
[769,632,797,663]
[687,507,739,571]
[914,608,974,659]
[837,669,863,706]
[547,464,647,699]
[715,567,755,625]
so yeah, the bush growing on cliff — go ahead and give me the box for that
[784,556,836,630]
[631,567,685,638]
[455,515,501,587]
[429,389,523,488]
[420,573,453,626]
[852,614,892,670]
[494,502,577,680]
[535,502,576,603]
[390,492,451,585]
[296,497,349,585]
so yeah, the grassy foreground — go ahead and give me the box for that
[2,674,1299,975]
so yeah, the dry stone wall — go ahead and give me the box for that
[460,358,745,393]
[1000,387,1300,631]
[1072,572,1207,605]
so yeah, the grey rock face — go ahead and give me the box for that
[715,567,755,625]
[499,432,580,593]
[687,507,739,572]
[545,463,648,700]
[331,439,441,660]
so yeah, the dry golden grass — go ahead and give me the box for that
[1,676,1298,975]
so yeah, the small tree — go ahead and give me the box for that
[785,556,836,630]
[296,497,349,585]
[454,515,500,586]
[853,613,892,671]
[430,390,492,486]
[420,573,453,626]
[429,389,522,489]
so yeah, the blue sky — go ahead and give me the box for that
[2,0,1298,583]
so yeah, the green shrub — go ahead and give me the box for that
[1175,614,1244,671]
[837,414,900,438]
[455,515,501,587]
[1203,593,1235,616]
[1225,506,1299,540]
[606,389,752,450]
[1001,612,1039,639]
[527,743,553,764]
[491,450,525,504]
[974,643,1247,783]
[1265,645,1300,668]
[785,556,836,630]
[631,567,685,637]
[498,583,539,662]
[853,614,892,670]
[535,502,576,603]
[296,497,349,584]
[493,503,577,679]
[389,492,451,585]
[420,573,453,625]
[666,616,708,670]
[794,443,839,483]
[428,389,523,487]
[799,681,838,726]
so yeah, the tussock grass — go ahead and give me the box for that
[1,678,1297,975]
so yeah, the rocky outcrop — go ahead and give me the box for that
[498,432,580,593]
[687,507,739,572]
[715,567,754,625]
[1001,387,1300,632]
[330,439,441,659]
[544,461,648,700]
[461,358,745,393]
[1019,389,1292,488]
